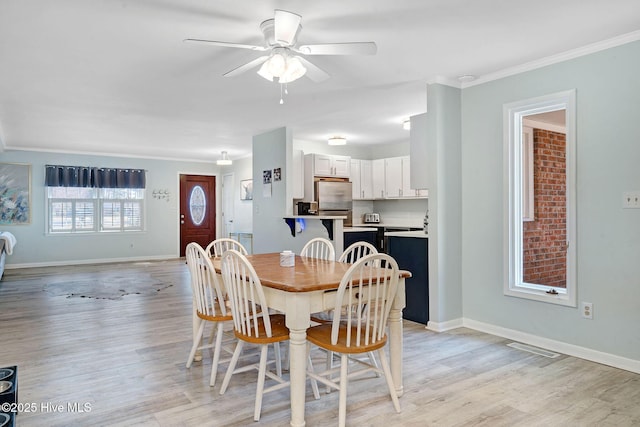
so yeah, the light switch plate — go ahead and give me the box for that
[622,191,640,209]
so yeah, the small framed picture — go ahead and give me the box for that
[240,179,253,200]
[263,169,272,184]
[273,167,282,181]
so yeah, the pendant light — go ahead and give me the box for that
[216,151,232,166]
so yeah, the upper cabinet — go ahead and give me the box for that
[351,159,373,200]
[384,156,426,198]
[384,157,403,198]
[292,149,304,199]
[307,153,351,178]
[303,153,351,201]
[372,159,386,199]
[409,112,429,190]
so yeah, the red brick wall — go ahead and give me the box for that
[523,129,566,288]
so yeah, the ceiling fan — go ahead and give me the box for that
[184,9,377,84]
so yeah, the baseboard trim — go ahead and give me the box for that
[5,255,179,269]
[463,318,640,374]
[426,318,464,332]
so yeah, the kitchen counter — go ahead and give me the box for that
[282,215,345,251]
[384,230,428,238]
[353,222,423,229]
[285,215,347,220]
[344,227,378,232]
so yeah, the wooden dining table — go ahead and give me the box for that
[213,252,410,427]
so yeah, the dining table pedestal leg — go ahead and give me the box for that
[288,327,307,427]
[285,293,311,427]
[388,276,406,397]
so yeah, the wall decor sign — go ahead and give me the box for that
[240,179,253,200]
[273,167,282,181]
[0,162,31,224]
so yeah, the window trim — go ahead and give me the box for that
[46,188,146,235]
[503,89,577,307]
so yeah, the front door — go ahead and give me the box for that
[179,174,216,256]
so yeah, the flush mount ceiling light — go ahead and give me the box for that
[402,119,411,130]
[216,151,233,166]
[328,136,347,146]
[457,74,476,83]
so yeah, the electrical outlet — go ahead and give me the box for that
[581,302,593,319]
[623,191,640,209]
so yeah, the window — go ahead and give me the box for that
[48,187,144,233]
[503,90,576,307]
[45,165,146,234]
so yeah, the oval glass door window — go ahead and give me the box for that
[189,185,206,225]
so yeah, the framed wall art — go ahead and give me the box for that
[240,179,253,200]
[0,162,31,224]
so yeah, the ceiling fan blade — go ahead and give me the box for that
[184,39,267,51]
[223,56,269,77]
[297,42,377,56]
[274,9,302,45]
[296,56,330,83]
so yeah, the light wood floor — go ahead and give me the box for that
[1,259,639,427]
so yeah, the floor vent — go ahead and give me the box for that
[507,342,560,358]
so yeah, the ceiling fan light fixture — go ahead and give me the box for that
[257,61,275,81]
[279,56,306,83]
[267,52,287,77]
[216,151,233,166]
[328,136,347,146]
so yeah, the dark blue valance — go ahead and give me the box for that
[45,165,146,189]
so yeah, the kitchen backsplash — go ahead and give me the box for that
[353,198,428,226]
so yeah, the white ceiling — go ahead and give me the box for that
[1,0,639,162]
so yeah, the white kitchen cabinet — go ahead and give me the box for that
[384,157,403,198]
[351,159,374,200]
[307,153,351,178]
[410,112,429,190]
[292,149,304,199]
[350,159,361,199]
[401,156,412,197]
[372,158,386,199]
[360,160,373,199]
[383,156,427,198]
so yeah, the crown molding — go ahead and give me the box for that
[3,145,218,164]
[463,30,640,88]
[426,75,461,89]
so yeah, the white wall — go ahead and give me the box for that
[1,150,218,266]
[461,40,640,362]
[252,127,293,254]
[227,156,253,233]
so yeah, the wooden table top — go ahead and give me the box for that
[213,252,410,293]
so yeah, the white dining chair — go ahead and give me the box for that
[205,237,248,258]
[300,237,335,261]
[185,242,236,386]
[338,241,378,263]
[306,253,401,427]
[218,249,291,421]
